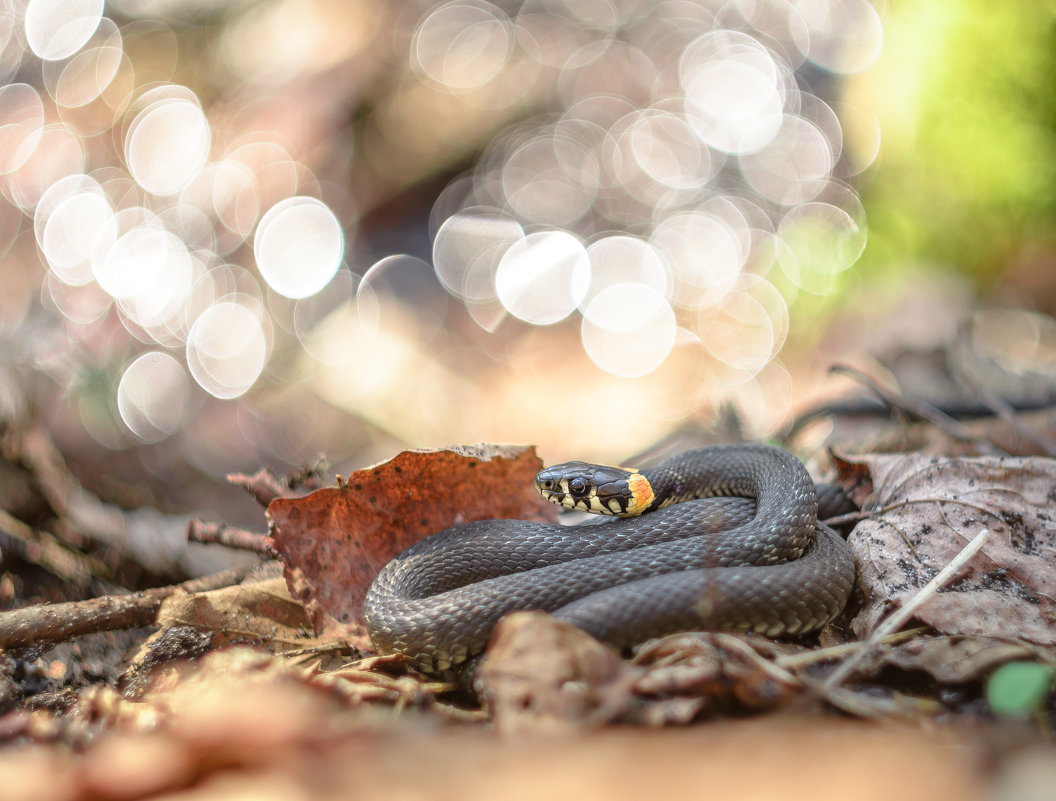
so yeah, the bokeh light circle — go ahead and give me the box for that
[777,200,866,294]
[186,300,267,399]
[433,209,524,303]
[254,196,344,299]
[739,115,833,205]
[627,108,715,191]
[680,30,786,154]
[583,235,669,306]
[41,16,122,108]
[650,210,745,309]
[125,94,211,195]
[495,230,590,325]
[36,175,114,286]
[502,132,599,225]
[581,283,676,377]
[117,351,189,442]
[24,0,104,61]
[697,288,776,376]
[412,1,513,91]
[0,84,45,174]
[118,231,194,331]
[93,221,171,301]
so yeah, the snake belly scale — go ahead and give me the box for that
[363,444,857,673]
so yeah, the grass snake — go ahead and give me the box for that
[364,443,857,673]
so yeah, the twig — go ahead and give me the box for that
[780,397,891,442]
[959,374,1056,457]
[228,459,327,508]
[824,493,1002,534]
[227,468,289,507]
[829,364,1006,455]
[0,564,256,649]
[283,642,359,661]
[716,633,939,719]
[774,627,927,670]
[0,508,111,588]
[822,527,991,689]
[187,520,274,554]
[712,633,799,686]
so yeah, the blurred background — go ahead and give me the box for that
[1,0,1055,528]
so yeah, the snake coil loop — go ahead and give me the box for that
[364,443,856,673]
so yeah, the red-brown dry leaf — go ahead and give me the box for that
[837,453,1056,645]
[268,444,558,649]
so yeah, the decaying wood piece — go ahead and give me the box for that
[0,566,255,649]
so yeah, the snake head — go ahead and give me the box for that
[534,461,654,517]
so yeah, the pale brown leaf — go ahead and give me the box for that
[839,453,1056,644]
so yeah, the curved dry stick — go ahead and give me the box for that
[0,565,255,649]
[187,520,275,554]
[829,364,1007,456]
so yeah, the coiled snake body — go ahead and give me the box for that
[364,444,856,673]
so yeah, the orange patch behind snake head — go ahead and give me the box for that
[622,472,655,516]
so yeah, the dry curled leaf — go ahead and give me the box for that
[478,618,826,730]
[267,445,557,649]
[838,453,1056,644]
[866,635,1055,685]
[477,611,643,733]
[633,632,804,712]
[140,577,315,658]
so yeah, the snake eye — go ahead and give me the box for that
[568,477,589,497]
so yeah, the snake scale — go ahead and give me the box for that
[363,443,857,673]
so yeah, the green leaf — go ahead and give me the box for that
[986,662,1055,717]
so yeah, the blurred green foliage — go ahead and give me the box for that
[986,661,1055,718]
[856,0,1056,283]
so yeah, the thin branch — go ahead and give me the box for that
[227,468,289,507]
[0,508,111,588]
[0,564,256,649]
[822,527,992,690]
[228,459,327,508]
[959,374,1056,457]
[829,364,1006,456]
[187,520,274,555]
[774,628,927,669]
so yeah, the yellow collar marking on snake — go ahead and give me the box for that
[623,472,654,516]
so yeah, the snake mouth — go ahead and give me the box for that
[536,483,606,513]
[539,486,625,515]
[539,487,589,511]
[537,488,563,504]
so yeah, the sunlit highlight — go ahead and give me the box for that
[186,300,268,399]
[125,91,211,196]
[0,0,886,454]
[495,230,590,325]
[117,351,189,442]
[582,283,676,378]
[24,0,104,61]
[254,196,344,299]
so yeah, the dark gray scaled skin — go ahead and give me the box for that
[363,443,857,674]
